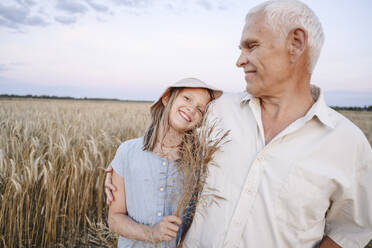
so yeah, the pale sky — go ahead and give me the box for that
[0,0,371,106]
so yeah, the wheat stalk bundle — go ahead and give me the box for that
[174,119,230,243]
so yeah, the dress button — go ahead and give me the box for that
[160,187,164,192]
[162,161,166,166]
[157,212,162,217]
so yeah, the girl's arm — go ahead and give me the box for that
[108,170,182,243]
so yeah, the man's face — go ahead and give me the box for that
[236,13,292,97]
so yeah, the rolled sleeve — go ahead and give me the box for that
[325,138,372,247]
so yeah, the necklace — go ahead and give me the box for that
[153,147,180,161]
[161,143,180,149]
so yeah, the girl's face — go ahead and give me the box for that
[166,88,211,133]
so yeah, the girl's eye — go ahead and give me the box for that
[184,96,189,101]
[198,108,204,114]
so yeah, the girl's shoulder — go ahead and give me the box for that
[111,137,145,177]
[117,137,144,155]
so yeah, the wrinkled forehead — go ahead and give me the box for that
[241,11,280,43]
[246,8,266,23]
[244,10,269,32]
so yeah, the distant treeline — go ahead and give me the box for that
[0,94,152,103]
[331,106,372,111]
[1,94,371,111]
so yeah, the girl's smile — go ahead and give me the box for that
[166,88,211,133]
[178,109,191,122]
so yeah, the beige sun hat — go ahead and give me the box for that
[150,77,223,112]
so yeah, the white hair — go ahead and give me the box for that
[246,0,325,73]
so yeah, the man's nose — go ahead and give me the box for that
[236,52,248,68]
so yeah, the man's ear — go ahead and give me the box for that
[287,28,307,62]
[161,92,170,106]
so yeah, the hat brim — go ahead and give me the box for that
[150,78,223,112]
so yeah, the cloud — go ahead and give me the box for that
[0,0,112,31]
[26,16,48,26]
[54,15,77,25]
[0,4,29,23]
[217,3,228,11]
[197,0,213,10]
[0,63,25,72]
[0,17,19,29]
[162,0,229,13]
[0,3,48,30]
[15,0,36,7]
[85,0,109,13]
[195,0,230,11]
[0,64,9,72]
[110,0,150,8]
[56,0,88,14]
[0,0,228,31]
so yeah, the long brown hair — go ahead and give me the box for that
[143,88,182,151]
[143,87,215,152]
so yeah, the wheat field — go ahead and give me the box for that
[0,99,371,247]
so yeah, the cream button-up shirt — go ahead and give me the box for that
[183,87,372,248]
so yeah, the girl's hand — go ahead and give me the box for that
[105,164,117,205]
[148,216,182,243]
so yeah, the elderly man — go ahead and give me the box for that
[106,0,372,247]
[181,1,372,247]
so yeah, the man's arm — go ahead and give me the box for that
[324,136,372,247]
[319,236,341,248]
[104,164,116,204]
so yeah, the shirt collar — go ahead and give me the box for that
[306,85,335,129]
[240,91,253,104]
[240,85,335,129]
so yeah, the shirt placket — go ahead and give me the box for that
[156,159,169,220]
[223,152,264,247]
[223,99,266,247]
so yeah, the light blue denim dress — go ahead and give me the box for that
[111,137,182,248]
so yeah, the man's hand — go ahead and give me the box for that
[319,236,341,248]
[147,216,182,243]
[105,164,117,205]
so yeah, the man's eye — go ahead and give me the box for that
[248,44,257,49]
[184,96,189,101]
[198,108,204,114]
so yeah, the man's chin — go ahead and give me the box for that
[245,83,259,96]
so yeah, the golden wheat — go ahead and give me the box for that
[0,99,150,247]
[0,99,371,247]
[340,110,372,145]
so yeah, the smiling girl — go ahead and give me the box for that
[107,78,222,248]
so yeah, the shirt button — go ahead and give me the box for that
[162,161,166,166]
[160,187,164,192]
[157,212,162,217]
